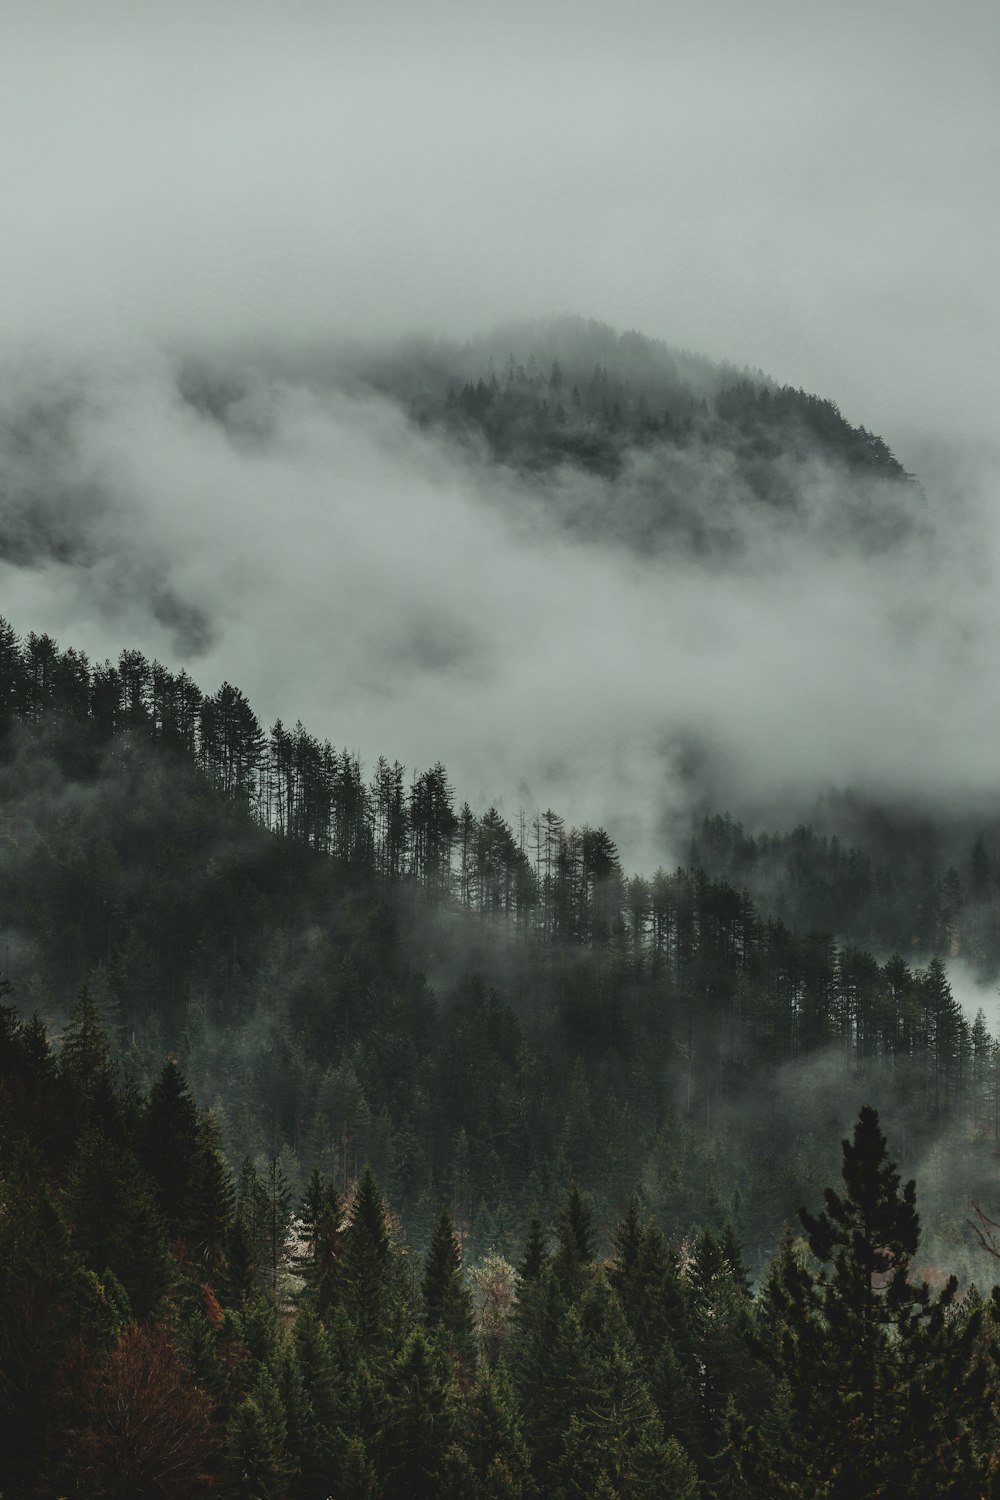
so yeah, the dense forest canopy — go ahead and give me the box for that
[4,618,1000,1494]
[2,615,1000,1254]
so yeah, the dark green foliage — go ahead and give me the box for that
[381,1328,460,1500]
[296,1168,344,1319]
[465,1367,531,1497]
[552,1181,595,1302]
[287,1306,340,1493]
[263,1153,293,1298]
[59,983,113,1103]
[758,1106,998,1496]
[342,1166,395,1355]
[187,1108,236,1279]
[0,1163,93,1494]
[66,1129,173,1319]
[423,1208,476,1370]
[226,1366,292,1499]
[553,1345,683,1499]
[5,615,1000,1287]
[9,617,1000,1491]
[518,1213,548,1285]
[6,1004,1000,1496]
[142,1056,200,1237]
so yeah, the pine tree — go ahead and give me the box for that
[342,1166,394,1355]
[226,1366,293,1499]
[757,1104,996,1497]
[381,1329,460,1500]
[552,1181,595,1303]
[186,1108,235,1279]
[66,1129,172,1320]
[296,1168,344,1319]
[141,1057,200,1238]
[518,1212,548,1286]
[59,984,113,1105]
[263,1154,292,1299]
[423,1209,476,1372]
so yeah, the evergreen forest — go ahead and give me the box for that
[4,611,1000,1495]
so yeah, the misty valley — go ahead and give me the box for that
[5,320,1000,1497]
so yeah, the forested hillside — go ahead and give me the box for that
[5,616,1000,1492]
[3,617,1000,1252]
[690,807,1000,971]
[4,0,996,1484]
[4,994,1000,1494]
[179,316,915,561]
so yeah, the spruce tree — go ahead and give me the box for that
[381,1329,459,1500]
[141,1057,199,1238]
[552,1181,595,1303]
[226,1366,293,1499]
[465,1366,531,1496]
[297,1169,344,1320]
[186,1108,235,1279]
[59,984,113,1105]
[66,1129,172,1320]
[342,1166,394,1355]
[518,1212,548,1285]
[757,1104,996,1497]
[422,1208,476,1371]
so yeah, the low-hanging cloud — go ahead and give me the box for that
[3,339,1000,876]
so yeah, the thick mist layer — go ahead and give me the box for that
[3,2,998,452]
[2,341,999,875]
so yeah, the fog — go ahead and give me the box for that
[2,1,999,874]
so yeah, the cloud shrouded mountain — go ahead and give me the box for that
[1,0,997,875]
[1,317,998,879]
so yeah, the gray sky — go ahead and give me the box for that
[2,0,999,871]
[4,0,997,445]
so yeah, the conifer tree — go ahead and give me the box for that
[552,1181,595,1303]
[288,1304,342,1492]
[186,1108,235,1279]
[757,1104,996,1497]
[59,984,113,1105]
[719,1219,752,1296]
[342,1166,394,1355]
[554,1344,687,1499]
[66,1129,172,1320]
[230,1156,270,1302]
[296,1169,344,1319]
[518,1212,548,1285]
[141,1057,200,1238]
[423,1208,476,1371]
[465,1366,531,1497]
[226,1366,293,1499]
[264,1154,292,1299]
[381,1328,460,1500]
